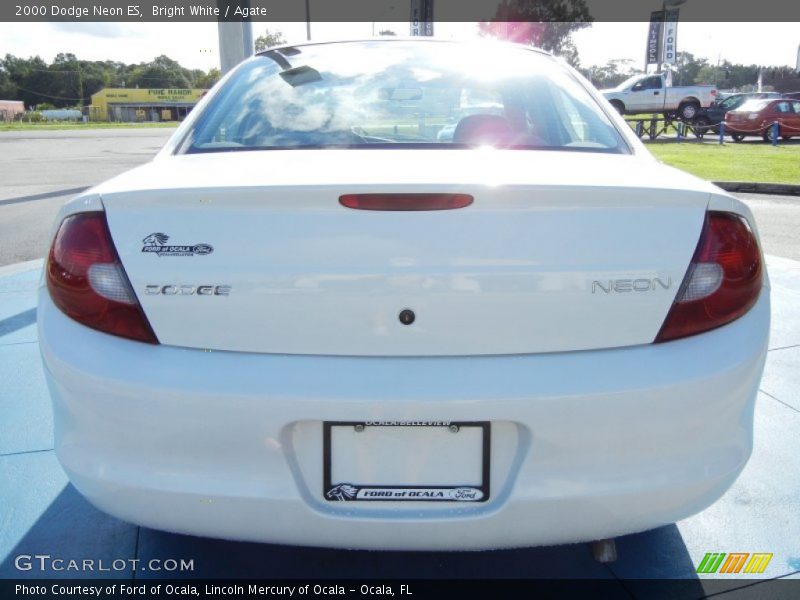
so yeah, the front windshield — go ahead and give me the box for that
[182,41,628,154]
[720,95,743,110]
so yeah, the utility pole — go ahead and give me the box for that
[78,71,84,107]
[796,43,800,73]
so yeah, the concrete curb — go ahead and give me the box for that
[0,258,43,278]
[714,182,800,196]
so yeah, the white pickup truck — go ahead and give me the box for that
[601,73,717,120]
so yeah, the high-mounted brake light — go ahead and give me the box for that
[339,193,473,211]
[46,212,158,343]
[655,211,762,342]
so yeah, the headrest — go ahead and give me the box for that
[452,114,517,146]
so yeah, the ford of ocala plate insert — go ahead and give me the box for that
[323,421,490,502]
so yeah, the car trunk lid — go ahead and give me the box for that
[101,149,711,356]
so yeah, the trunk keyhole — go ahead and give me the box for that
[399,309,415,325]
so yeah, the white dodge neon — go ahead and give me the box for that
[39,40,769,552]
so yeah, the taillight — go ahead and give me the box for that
[655,211,762,342]
[46,212,158,343]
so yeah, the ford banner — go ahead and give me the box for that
[663,8,680,65]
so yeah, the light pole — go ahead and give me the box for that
[305,0,311,40]
[217,0,254,75]
[796,43,799,73]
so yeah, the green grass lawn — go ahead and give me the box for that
[647,142,800,184]
[0,121,179,132]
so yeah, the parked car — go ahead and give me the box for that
[40,39,768,552]
[781,91,800,101]
[725,98,800,141]
[601,73,717,119]
[693,92,783,135]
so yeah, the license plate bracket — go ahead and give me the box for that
[323,421,490,503]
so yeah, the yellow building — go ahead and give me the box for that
[90,88,206,122]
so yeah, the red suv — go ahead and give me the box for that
[724,98,800,142]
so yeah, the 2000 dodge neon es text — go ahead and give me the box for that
[39,39,769,550]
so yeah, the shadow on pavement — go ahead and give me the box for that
[0,308,37,337]
[0,484,138,579]
[0,187,88,207]
[0,483,705,597]
[137,528,614,580]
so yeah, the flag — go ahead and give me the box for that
[410,0,434,36]
[662,9,679,65]
[646,11,664,67]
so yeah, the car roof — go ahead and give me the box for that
[725,92,778,98]
[739,98,787,109]
[737,92,780,98]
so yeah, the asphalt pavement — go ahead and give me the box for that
[735,193,800,261]
[0,128,176,265]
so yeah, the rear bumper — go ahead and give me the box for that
[38,288,770,550]
[724,123,764,135]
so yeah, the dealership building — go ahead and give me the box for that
[90,88,206,122]
[0,100,25,121]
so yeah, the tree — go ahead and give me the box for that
[583,58,639,89]
[49,53,84,105]
[254,29,286,53]
[2,54,55,106]
[75,60,116,102]
[127,55,192,89]
[0,66,17,100]
[557,38,581,69]
[194,68,221,89]
[478,0,592,68]
[672,52,709,87]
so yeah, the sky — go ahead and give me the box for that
[0,21,797,72]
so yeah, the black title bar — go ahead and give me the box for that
[2,0,800,22]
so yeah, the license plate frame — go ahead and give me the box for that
[323,421,490,503]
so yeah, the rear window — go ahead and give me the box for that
[181,41,627,154]
[737,100,770,112]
